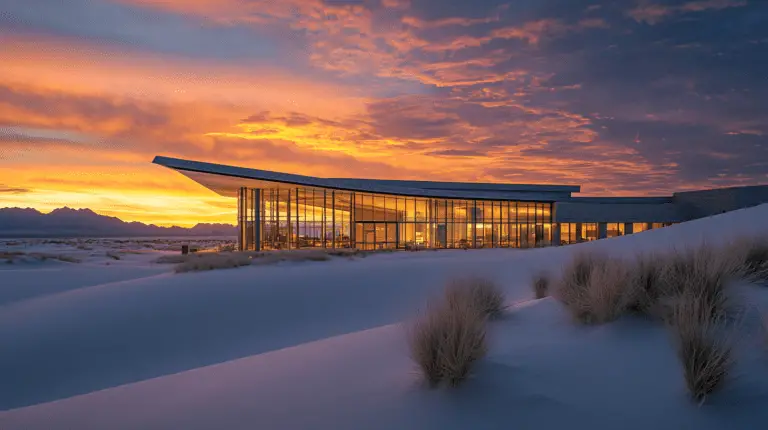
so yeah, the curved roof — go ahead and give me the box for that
[153,156,580,201]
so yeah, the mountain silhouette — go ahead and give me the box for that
[0,207,237,238]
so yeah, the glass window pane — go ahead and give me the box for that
[385,197,396,222]
[386,223,397,243]
[415,200,427,222]
[436,200,446,219]
[375,223,386,242]
[509,202,518,223]
[415,223,427,245]
[373,196,385,221]
[585,223,598,241]
[405,223,415,246]
[362,194,372,221]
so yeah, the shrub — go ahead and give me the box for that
[625,253,665,315]
[28,253,82,263]
[326,249,361,257]
[0,251,25,260]
[556,252,632,324]
[668,293,731,404]
[154,254,190,264]
[284,250,331,262]
[532,272,550,299]
[174,253,252,273]
[654,246,740,323]
[408,301,488,388]
[731,238,768,283]
[251,250,332,265]
[217,243,237,252]
[444,277,505,318]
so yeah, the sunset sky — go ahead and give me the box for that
[1,0,766,226]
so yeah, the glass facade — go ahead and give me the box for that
[558,222,599,245]
[606,223,625,238]
[238,186,679,251]
[237,186,554,251]
[558,221,674,245]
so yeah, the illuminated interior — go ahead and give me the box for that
[558,222,599,245]
[238,187,554,250]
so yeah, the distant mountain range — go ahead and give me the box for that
[0,207,237,238]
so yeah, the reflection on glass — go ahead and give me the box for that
[240,187,556,251]
[606,223,625,238]
[584,223,598,241]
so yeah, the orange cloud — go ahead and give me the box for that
[0,33,368,118]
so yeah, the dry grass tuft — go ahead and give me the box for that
[158,249,335,269]
[444,277,506,318]
[1,251,82,264]
[556,252,633,324]
[625,253,666,315]
[154,254,190,264]
[29,253,82,263]
[557,244,742,324]
[532,272,550,299]
[174,253,253,273]
[408,301,488,388]
[731,238,768,283]
[668,293,732,404]
[251,250,332,265]
[325,249,363,257]
[654,246,740,322]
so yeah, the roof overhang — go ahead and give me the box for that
[153,155,579,201]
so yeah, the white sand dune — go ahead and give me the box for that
[1,205,767,429]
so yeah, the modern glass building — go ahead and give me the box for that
[153,156,768,252]
[244,187,555,251]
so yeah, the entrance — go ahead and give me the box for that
[354,222,398,250]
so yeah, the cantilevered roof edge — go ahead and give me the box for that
[153,155,342,190]
[152,155,577,201]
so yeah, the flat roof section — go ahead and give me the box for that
[152,156,580,201]
[328,178,580,194]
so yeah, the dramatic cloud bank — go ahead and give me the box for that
[1,0,766,225]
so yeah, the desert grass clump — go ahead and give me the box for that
[174,253,252,273]
[668,293,732,404]
[731,238,768,283]
[251,250,332,265]
[654,245,741,322]
[556,252,633,324]
[408,302,488,388]
[444,277,505,318]
[532,272,550,299]
[154,254,190,264]
[0,251,25,261]
[28,253,82,263]
[624,253,666,315]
